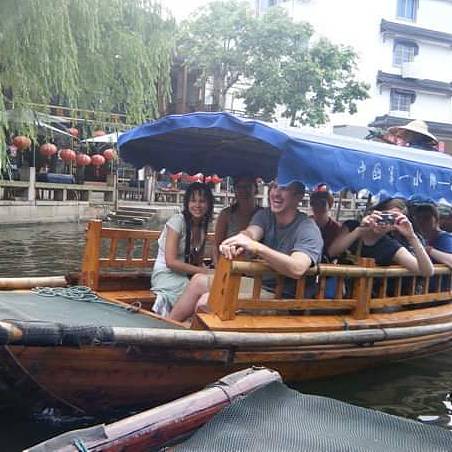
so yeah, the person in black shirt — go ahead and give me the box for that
[329,208,433,276]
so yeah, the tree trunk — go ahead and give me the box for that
[212,74,227,111]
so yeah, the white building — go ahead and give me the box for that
[254,0,452,153]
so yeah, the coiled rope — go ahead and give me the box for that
[31,286,142,312]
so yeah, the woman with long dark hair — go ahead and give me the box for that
[213,176,259,264]
[151,182,214,317]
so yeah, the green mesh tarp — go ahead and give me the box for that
[0,292,179,329]
[176,382,452,452]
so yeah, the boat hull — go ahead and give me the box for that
[2,330,452,415]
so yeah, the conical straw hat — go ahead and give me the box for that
[388,120,438,144]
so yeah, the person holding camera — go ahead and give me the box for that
[328,207,433,277]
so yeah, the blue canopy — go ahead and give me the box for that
[118,112,288,180]
[118,111,452,204]
[277,129,452,204]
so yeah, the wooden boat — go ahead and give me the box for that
[26,367,281,451]
[0,218,450,416]
[26,367,452,452]
[0,112,450,416]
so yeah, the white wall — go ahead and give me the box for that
[417,0,452,33]
[255,0,452,130]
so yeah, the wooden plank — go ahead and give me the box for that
[231,261,452,278]
[295,279,305,299]
[394,277,402,297]
[126,238,134,262]
[378,277,388,298]
[371,292,452,308]
[99,258,150,269]
[195,313,347,332]
[234,332,452,363]
[108,238,118,261]
[237,299,355,310]
[142,239,150,262]
[101,229,161,240]
[353,258,374,320]
[207,257,240,321]
[274,275,284,298]
[316,277,327,300]
[252,276,262,299]
[335,278,344,300]
[80,220,102,290]
[197,302,452,333]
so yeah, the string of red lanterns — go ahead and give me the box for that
[10,133,119,176]
[169,172,223,184]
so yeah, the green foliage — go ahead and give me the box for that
[179,3,369,127]
[0,0,176,173]
[177,0,253,109]
[243,8,369,126]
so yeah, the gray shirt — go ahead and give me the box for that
[250,208,323,297]
[250,208,323,264]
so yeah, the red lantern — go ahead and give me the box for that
[60,149,76,162]
[91,154,106,167]
[211,174,223,184]
[103,148,117,161]
[12,136,31,151]
[189,173,204,183]
[93,130,106,137]
[170,172,183,181]
[68,128,79,138]
[204,176,212,184]
[91,154,105,177]
[39,143,57,158]
[76,153,91,167]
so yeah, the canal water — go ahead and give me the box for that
[0,221,451,450]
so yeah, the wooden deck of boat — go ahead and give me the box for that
[194,303,452,332]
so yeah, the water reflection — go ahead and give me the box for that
[299,352,452,419]
[0,222,86,277]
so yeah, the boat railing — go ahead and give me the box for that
[80,219,214,291]
[207,257,452,321]
[80,220,451,318]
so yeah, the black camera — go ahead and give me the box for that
[377,211,396,225]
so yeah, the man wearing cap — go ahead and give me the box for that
[169,181,323,321]
[309,184,341,258]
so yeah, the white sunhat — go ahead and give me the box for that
[388,120,438,144]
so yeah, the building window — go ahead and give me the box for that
[390,89,414,112]
[397,0,418,21]
[393,41,418,66]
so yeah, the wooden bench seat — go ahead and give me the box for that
[98,290,156,311]
[194,303,452,333]
[80,220,451,327]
